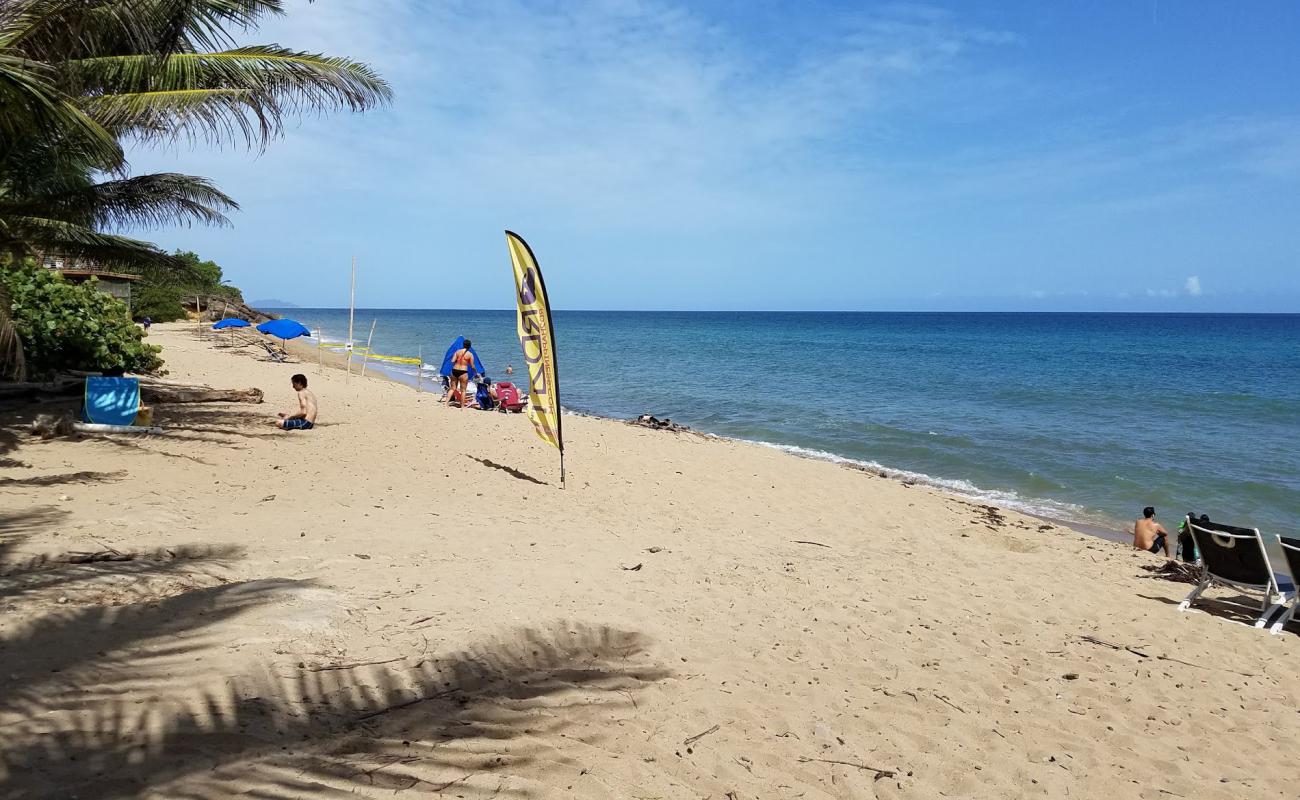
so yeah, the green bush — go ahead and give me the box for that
[2,263,163,377]
[131,282,188,323]
[130,249,244,321]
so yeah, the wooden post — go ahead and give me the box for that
[317,322,324,376]
[346,255,356,380]
[417,345,423,393]
[360,318,376,378]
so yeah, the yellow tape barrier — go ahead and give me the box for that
[321,345,422,366]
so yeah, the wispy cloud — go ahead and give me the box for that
[201,0,1024,231]
[123,1,1300,310]
[1185,275,1202,296]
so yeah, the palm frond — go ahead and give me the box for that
[1,215,180,269]
[72,47,392,147]
[2,1,287,61]
[31,172,238,230]
[0,52,124,170]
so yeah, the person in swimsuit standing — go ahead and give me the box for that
[448,339,476,409]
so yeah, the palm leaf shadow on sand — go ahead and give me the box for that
[0,470,126,487]
[0,577,307,720]
[0,540,246,602]
[1,608,669,799]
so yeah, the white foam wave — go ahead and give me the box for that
[750,440,1090,522]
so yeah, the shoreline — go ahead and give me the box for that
[283,329,1132,545]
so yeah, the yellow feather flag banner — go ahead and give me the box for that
[505,230,565,484]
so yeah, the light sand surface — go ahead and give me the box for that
[1,322,1297,799]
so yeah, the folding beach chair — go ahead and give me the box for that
[1269,536,1300,634]
[260,342,290,363]
[494,381,527,413]
[1179,516,1286,628]
[83,377,141,426]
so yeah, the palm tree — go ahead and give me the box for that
[0,0,392,379]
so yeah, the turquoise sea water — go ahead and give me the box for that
[270,310,1299,537]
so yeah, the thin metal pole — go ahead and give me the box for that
[360,318,376,378]
[317,322,324,376]
[417,345,423,393]
[346,255,356,380]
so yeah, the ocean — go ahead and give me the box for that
[269,309,1299,538]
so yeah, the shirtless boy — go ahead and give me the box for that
[275,373,318,430]
[1133,506,1171,557]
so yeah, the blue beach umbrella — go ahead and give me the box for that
[256,318,312,355]
[212,316,251,345]
[256,318,311,340]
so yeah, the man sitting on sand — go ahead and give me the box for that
[1133,506,1171,557]
[275,373,317,431]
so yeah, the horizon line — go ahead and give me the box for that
[251,306,1300,316]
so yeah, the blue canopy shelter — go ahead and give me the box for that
[438,336,485,379]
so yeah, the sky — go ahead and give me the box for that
[127,0,1300,311]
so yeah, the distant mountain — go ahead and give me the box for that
[249,299,299,309]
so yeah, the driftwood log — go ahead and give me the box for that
[139,384,263,404]
[0,380,81,401]
[2,373,261,405]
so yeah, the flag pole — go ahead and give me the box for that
[346,255,356,381]
[417,345,423,393]
[317,322,324,376]
[360,319,376,378]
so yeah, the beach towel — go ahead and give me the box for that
[83,377,141,426]
[476,382,495,410]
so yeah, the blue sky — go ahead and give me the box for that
[129,1,1300,311]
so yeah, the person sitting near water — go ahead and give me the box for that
[447,339,477,409]
[1132,506,1171,557]
[274,373,317,430]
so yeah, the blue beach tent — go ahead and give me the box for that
[83,377,140,426]
[438,336,485,378]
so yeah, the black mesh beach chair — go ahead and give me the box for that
[1179,516,1285,628]
[1269,536,1300,634]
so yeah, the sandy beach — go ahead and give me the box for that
[1,322,1297,799]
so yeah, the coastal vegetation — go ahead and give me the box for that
[0,258,162,376]
[131,249,242,324]
[0,0,391,379]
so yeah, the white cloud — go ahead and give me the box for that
[186,0,1024,232]
[1185,275,1202,296]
